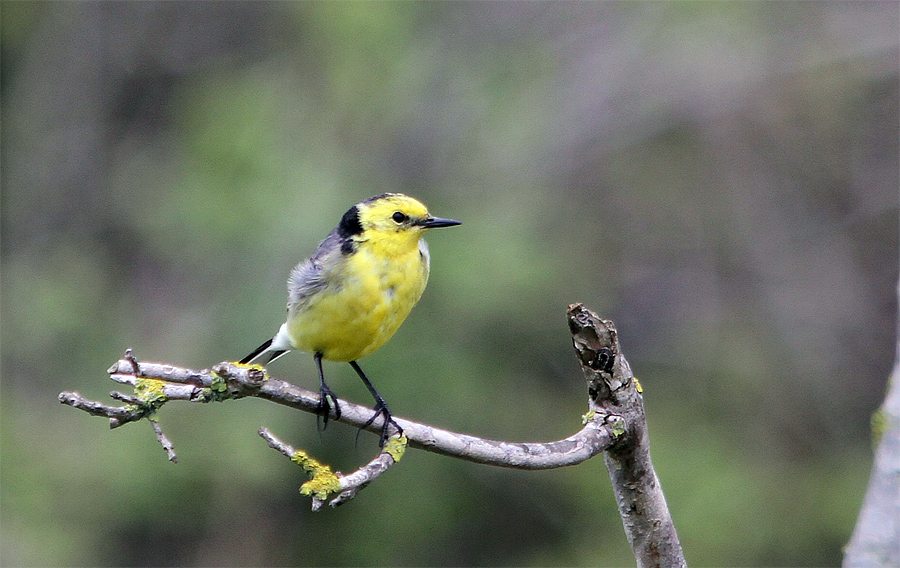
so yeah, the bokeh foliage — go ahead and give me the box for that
[2,2,897,566]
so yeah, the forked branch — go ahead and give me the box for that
[61,356,620,469]
[59,304,685,567]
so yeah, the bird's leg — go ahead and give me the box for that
[349,361,402,447]
[315,352,341,428]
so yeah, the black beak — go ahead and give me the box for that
[422,217,462,229]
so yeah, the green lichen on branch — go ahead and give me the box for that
[195,364,268,403]
[871,408,888,448]
[607,415,626,438]
[131,378,168,412]
[196,369,232,402]
[292,450,341,500]
[383,435,408,462]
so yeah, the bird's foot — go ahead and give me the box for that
[318,383,341,428]
[359,400,403,448]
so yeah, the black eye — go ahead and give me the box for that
[392,212,407,224]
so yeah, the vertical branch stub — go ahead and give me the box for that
[568,303,630,404]
[567,303,686,568]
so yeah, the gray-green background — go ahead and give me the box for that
[2,2,897,566]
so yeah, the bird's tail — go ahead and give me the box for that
[240,324,292,365]
[240,338,288,365]
[240,338,272,364]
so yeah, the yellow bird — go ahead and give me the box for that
[241,193,461,445]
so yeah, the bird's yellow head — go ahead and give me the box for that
[339,193,461,253]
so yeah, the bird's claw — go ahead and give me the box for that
[318,384,341,428]
[360,400,403,448]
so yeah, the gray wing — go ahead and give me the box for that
[287,228,342,312]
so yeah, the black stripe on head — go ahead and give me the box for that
[337,205,363,238]
[363,192,397,204]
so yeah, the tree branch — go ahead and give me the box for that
[843,278,900,566]
[58,304,685,566]
[569,304,686,568]
[259,427,408,509]
[61,356,621,470]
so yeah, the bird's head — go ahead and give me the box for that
[340,193,461,250]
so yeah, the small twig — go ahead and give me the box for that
[326,436,405,508]
[124,347,140,375]
[259,427,406,510]
[58,389,178,463]
[109,391,142,405]
[149,418,178,463]
[58,391,145,426]
[259,426,296,459]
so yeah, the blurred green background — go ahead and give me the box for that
[2,2,897,566]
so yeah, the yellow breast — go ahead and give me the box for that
[286,242,428,362]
